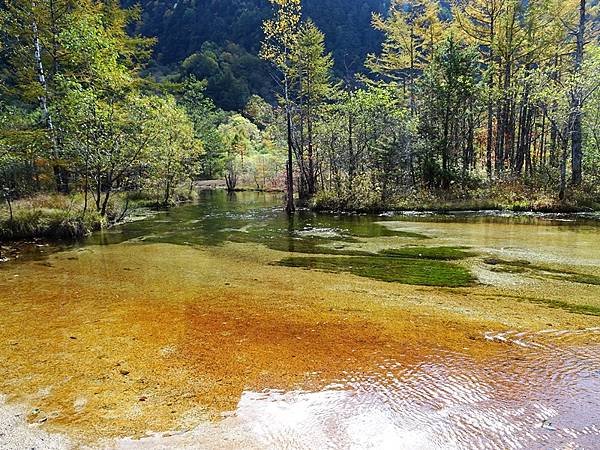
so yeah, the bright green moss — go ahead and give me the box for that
[380,246,475,261]
[277,256,475,287]
[484,258,600,286]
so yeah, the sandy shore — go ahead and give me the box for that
[0,395,71,449]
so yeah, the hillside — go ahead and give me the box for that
[130,0,389,71]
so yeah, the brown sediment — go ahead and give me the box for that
[0,240,599,446]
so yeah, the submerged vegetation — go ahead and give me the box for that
[381,246,475,261]
[490,293,600,317]
[529,298,600,317]
[278,255,475,287]
[485,258,600,286]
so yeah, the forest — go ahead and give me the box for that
[0,0,599,239]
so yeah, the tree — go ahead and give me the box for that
[290,20,335,201]
[260,0,302,213]
[218,114,261,191]
[570,0,589,185]
[316,85,414,206]
[454,0,508,176]
[180,78,227,180]
[366,0,445,113]
[1,0,72,192]
[421,36,483,188]
[49,0,156,215]
[0,0,154,207]
[146,96,201,206]
[534,36,600,199]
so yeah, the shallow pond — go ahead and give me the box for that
[1,191,599,449]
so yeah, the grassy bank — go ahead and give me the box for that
[0,188,198,242]
[311,180,600,213]
[0,195,107,241]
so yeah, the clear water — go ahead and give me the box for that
[1,190,599,449]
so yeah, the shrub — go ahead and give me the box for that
[0,206,106,240]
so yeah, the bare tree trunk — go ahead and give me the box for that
[100,171,113,216]
[307,110,315,197]
[486,17,495,178]
[286,113,295,213]
[284,77,295,214]
[83,155,89,216]
[570,0,586,186]
[164,178,172,206]
[559,138,568,200]
[442,104,450,189]
[5,193,13,222]
[31,3,63,193]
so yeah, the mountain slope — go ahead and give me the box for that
[130,0,389,73]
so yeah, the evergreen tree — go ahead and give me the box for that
[290,20,335,200]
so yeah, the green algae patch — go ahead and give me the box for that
[494,294,600,317]
[547,273,600,286]
[228,233,371,256]
[484,258,531,274]
[532,298,600,316]
[484,258,600,286]
[380,246,476,261]
[364,227,430,240]
[277,256,475,287]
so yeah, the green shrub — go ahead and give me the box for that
[0,207,105,240]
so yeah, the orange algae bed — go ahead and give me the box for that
[0,241,599,445]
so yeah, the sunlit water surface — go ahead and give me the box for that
[1,191,600,449]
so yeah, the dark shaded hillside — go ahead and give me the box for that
[129,0,389,73]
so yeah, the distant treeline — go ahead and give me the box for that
[260,0,600,212]
[127,0,393,110]
[1,0,599,224]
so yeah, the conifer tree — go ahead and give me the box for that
[290,20,334,199]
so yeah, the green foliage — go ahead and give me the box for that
[316,86,416,206]
[181,42,272,110]
[1,0,599,229]
[0,195,106,239]
[217,111,284,191]
[417,36,483,188]
[130,0,386,74]
[179,78,228,179]
[143,95,201,205]
[278,255,475,287]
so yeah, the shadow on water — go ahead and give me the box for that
[86,190,428,252]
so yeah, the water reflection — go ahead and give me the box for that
[87,190,416,253]
[2,191,600,449]
[119,328,600,449]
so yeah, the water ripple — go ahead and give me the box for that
[119,328,600,449]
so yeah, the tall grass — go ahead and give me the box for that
[312,179,600,213]
[0,194,105,240]
[0,187,200,241]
